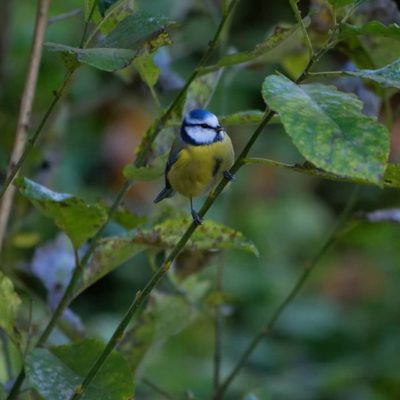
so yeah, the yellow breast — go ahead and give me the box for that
[167,136,234,198]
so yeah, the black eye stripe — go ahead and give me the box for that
[185,123,214,130]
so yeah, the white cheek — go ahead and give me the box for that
[186,127,215,144]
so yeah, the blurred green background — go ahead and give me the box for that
[1,0,400,399]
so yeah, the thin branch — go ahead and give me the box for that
[0,331,13,381]
[48,9,82,25]
[142,378,176,400]
[214,187,360,399]
[306,70,351,79]
[0,0,51,257]
[213,260,224,395]
[289,0,313,59]
[0,0,13,92]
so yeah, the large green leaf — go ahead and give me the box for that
[340,59,400,89]
[46,12,173,72]
[72,218,257,297]
[15,177,107,248]
[262,75,389,183]
[119,276,209,373]
[99,12,173,50]
[46,43,135,72]
[138,218,259,255]
[25,339,134,400]
[0,272,21,345]
[199,23,303,74]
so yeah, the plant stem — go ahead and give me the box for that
[306,70,350,79]
[48,9,82,26]
[0,0,51,257]
[289,0,313,59]
[213,260,224,395]
[142,378,176,400]
[0,331,13,380]
[213,187,360,399]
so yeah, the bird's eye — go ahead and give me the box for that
[201,123,209,129]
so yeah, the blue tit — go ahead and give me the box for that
[154,109,235,224]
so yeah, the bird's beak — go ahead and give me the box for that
[216,126,223,133]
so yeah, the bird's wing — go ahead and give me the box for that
[165,135,185,176]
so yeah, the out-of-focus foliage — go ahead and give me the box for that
[25,339,134,400]
[1,0,400,399]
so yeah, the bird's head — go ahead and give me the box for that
[181,109,224,145]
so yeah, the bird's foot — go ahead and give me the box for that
[191,209,203,225]
[223,170,235,181]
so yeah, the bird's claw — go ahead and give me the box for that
[223,170,235,181]
[191,210,203,225]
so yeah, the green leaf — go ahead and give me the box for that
[383,163,400,187]
[46,43,135,72]
[341,22,400,41]
[15,177,107,248]
[85,0,134,34]
[112,208,147,229]
[0,272,21,345]
[72,218,257,297]
[99,12,173,50]
[219,110,265,126]
[262,75,389,183]
[244,158,400,188]
[119,276,209,373]
[342,58,400,89]
[199,22,304,74]
[123,152,167,181]
[139,218,259,256]
[340,22,400,68]
[73,238,147,298]
[328,0,355,7]
[25,339,134,400]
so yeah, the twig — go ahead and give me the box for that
[0,331,13,381]
[289,0,313,59]
[142,378,176,400]
[0,0,13,92]
[48,9,82,25]
[213,187,360,399]
[0,0,51,257]
[213,259,224,395]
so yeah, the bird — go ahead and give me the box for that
[154,109,235,225]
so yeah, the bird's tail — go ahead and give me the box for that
[153,187,175,203]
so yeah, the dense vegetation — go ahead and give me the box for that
[1,0,400,399]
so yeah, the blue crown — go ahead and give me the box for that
[186,109,213,121]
